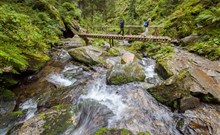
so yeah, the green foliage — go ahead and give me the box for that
[0,89,16,101]
[129,41,174,59]
[0,0,82,88]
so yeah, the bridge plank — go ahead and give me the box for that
[79,33,172,42]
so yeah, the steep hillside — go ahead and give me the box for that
[0,0,81,88]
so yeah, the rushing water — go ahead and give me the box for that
[1,49,219,135]
[71,59,181,135]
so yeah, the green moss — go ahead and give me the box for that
[10,110,24,116]
[147,69,191,108]
[138,132,151,135]
[155,59,173,79]
[95,128,108,135]
[108,47,122,56]
[38,113,46,119]
[95,128,133,135]
[0,89,15,101]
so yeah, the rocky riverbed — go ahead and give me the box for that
[0,36,219,135]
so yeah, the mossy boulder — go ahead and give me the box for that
[0,89,16,115]
[68,45,103,66]
[147,69,192,109]
[8,104,77,135]
[106,58,146,85]
[155,58,173,80]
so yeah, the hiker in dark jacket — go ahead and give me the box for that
[118,19,124,36]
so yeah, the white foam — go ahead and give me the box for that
[81,78,127,120]
[19,99,37,120]
[47,74,76,87]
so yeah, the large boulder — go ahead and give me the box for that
[106,55,146,85]
[154,48,220,104]
[60,35,84,49]
[147,69,192,109]
[8,105,77,135]
[68,46,103,66]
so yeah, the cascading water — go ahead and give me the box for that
[71,58,181,135]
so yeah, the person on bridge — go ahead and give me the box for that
[142,18,151,37]
[118,19,124,36]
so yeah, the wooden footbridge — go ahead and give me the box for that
[72,25,177,46]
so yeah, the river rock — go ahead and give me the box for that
[8,105,77,135]
[0,89,16,115]
[121,52,135,64]
[60,35,84,49]
[108,47,128,56]
[105,57,121,69]
[147,69,191,109]
[180,96,200,111]
[154,48,220,103]
[106,58,146,85]
[68,46,104,66]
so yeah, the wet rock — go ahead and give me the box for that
[146,75,160,84]
[106,57,121,69]
[176,104,220,135]
[154,48,220,103]
[155,58,173,80]
[72,100,113,135]
[121,52,135,64]
[95,128,133,135]
[0,110,26,134]
[147,69,191,108]
[106,58,146,85]
[189,65,220,101]
[180,96,200,111]
[68,46,104,66]
[0,89,16,115]
[60,35,84,49]
[101,43,111,51]
[8,104,77,135]
[108,47,128,56]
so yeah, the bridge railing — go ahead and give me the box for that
[86,25,164,36]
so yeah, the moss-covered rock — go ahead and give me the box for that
[106,59,146,85]
[0,89,16,115]
[68,45,104,66]
[95,128,133,135]
[95,128,151,135]
[155,58,174,80]
[108,47,124,56]
[8,104,77,135]
[147,69,191,109]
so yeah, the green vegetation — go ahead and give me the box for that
[0,0,81,88]
[0,89,16,101]
[79,0,220,60]
[95,128,151,135]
